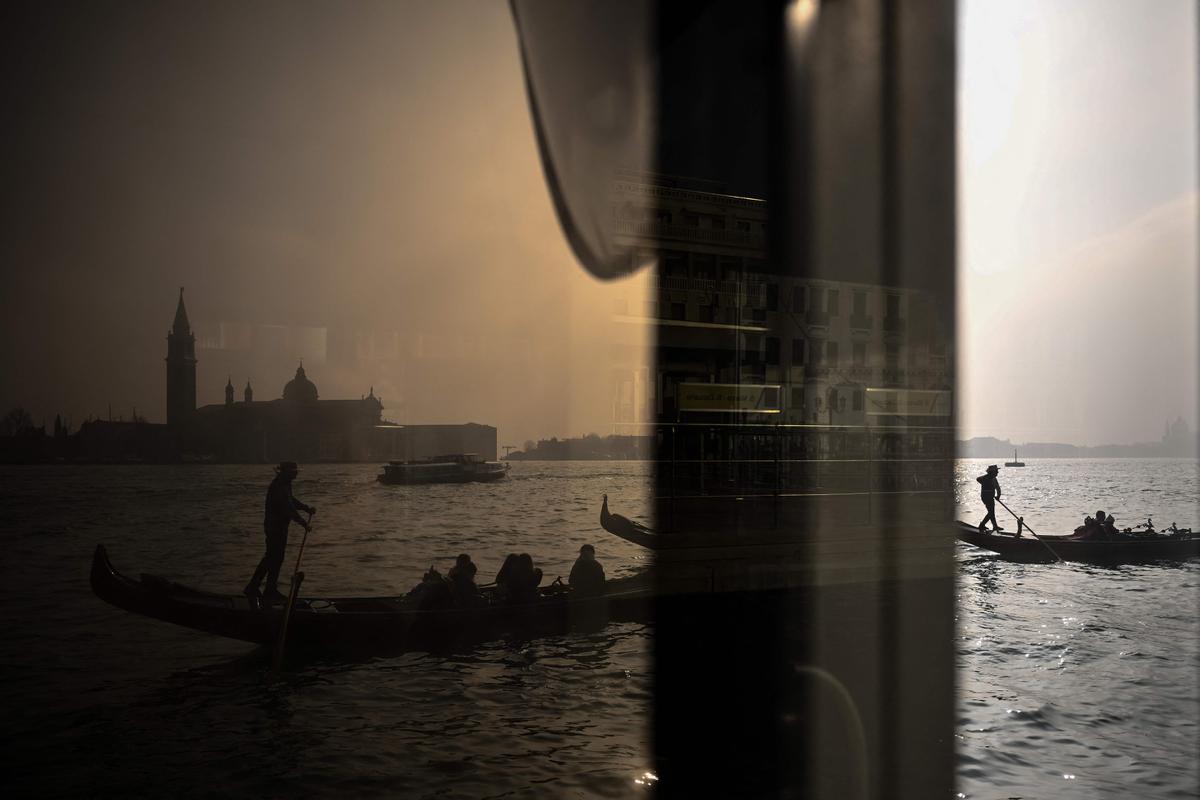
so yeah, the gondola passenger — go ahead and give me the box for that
[494,553,520,602]
[495,553,543,603]
[569,544,606,597]
[409,566,454,611]
[448,553,481,606]
[1072,513,1106,541]
[515,553,544,602]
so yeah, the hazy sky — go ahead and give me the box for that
[0,1,649,448]
[1,1,1195,448]
[959,0,1198,445]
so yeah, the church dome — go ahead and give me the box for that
[283,364,318,402]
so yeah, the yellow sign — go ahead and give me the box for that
[864,388,952,416]
[678,383,781,413]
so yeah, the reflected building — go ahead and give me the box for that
[608,173,954,534]
[612,172,951,427]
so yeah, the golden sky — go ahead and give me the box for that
[0,1,650,446]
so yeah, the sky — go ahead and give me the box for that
[0,1,650,448]
[0,1,1195,448]
[958,0,1198,445]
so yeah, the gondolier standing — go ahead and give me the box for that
[245,461,315,605]
[977,464,1003,533]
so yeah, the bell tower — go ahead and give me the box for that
[166,288,197,427]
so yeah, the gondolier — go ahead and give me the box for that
[244,461,315,605]
[976,464,1003,533]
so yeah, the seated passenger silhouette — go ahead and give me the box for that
[494,553,520,602]
[447,553,481,606]
[408,566,453,610]
[1072,513,1107,541]
[513,553,544,603]
[569,544,607,597]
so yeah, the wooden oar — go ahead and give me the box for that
[272,512,313,673]
[995,497,1061,563]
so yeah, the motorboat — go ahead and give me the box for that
[377,453,509,485]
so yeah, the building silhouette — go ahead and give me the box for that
[190,362,386,462]
[167,291,495,463]
[165,288,197,428]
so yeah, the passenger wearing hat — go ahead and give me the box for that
[244,461,316,605]
[569,543,606,597]
[976,464,1003,533]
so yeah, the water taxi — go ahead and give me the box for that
[377,453,509,485]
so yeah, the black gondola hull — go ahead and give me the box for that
[955,522,1200,563]
[91,545,651,651]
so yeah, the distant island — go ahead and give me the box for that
[6,407,1195,464]
[959,417,1197,459]
[506,434,652,461]
[507,418,1199,461]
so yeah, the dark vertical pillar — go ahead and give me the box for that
[650,1,956,797]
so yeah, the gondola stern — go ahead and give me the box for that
[90,543,119,593]
[90,542,144,611]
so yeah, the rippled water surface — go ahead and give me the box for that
[956,458,1199,799]
[2,462,656,797]
[3,459,1197,797]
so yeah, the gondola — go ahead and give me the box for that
[90,545,651,651]
[600,493,658,548]
[955,521,1200,563]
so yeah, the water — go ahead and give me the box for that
[2,462,656,797]
[956,458,1200,799]
[2,459,1197,796]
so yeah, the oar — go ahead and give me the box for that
[995,497,1061,563]
[272,511,313,673]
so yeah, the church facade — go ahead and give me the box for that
[166,291,495,462]
[187,362,385,462]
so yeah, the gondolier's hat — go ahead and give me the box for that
[275,461,300,475]
[986,464,999,473]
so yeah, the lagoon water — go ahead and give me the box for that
[3,459,1197,797]
[955,458,1199,799]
